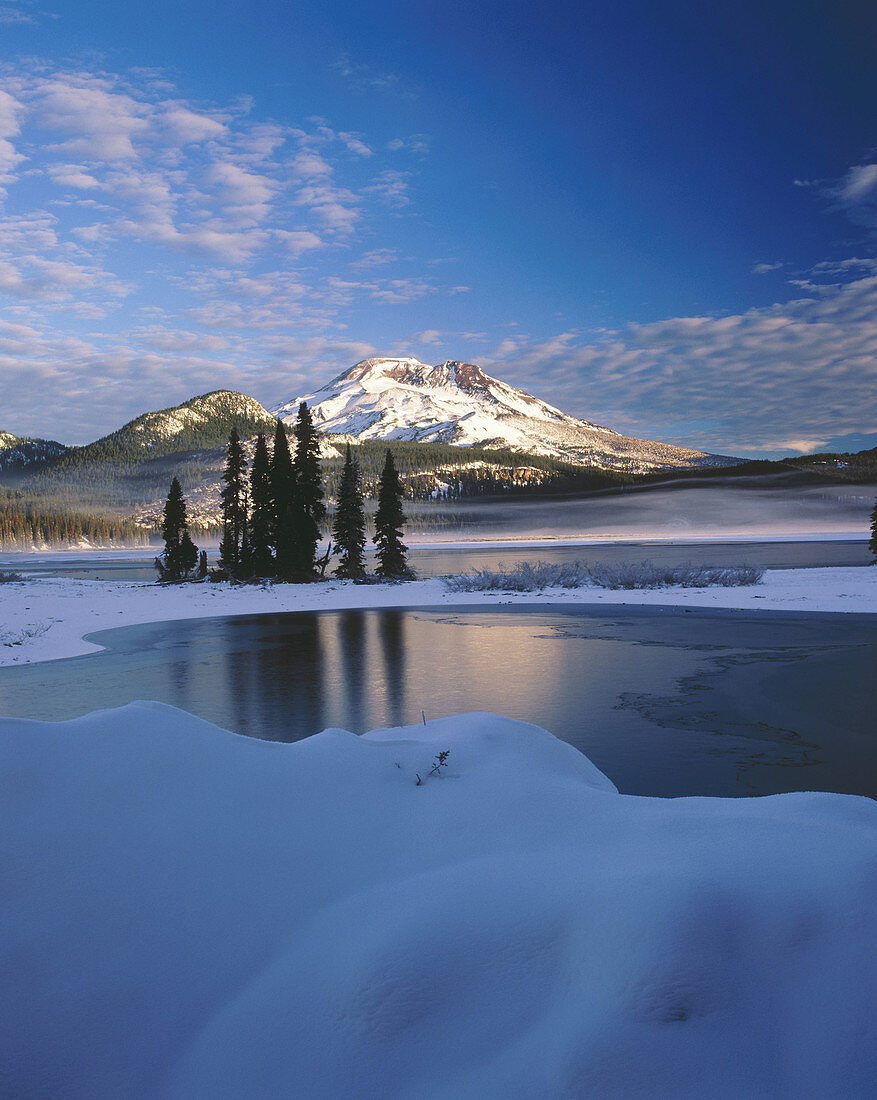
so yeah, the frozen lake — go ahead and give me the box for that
[1,604,873,800]
[1,536,870,583]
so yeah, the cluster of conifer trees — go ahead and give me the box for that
[157,404,412,583]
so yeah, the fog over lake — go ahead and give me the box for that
[429,480,872,542]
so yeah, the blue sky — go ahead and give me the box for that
[1,0,876,455]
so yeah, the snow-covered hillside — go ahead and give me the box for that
[2,703,874,1096]
[274,357,738,471]
[0,430,67,471]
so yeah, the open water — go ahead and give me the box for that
[0,603,873,800]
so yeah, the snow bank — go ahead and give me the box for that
[1,565,876,669]
[2,704,874,1097]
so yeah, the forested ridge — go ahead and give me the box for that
[33,391,279,473]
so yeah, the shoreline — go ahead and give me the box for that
[1,565,875,670]
[0,529,869,562]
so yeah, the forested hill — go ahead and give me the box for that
[43,391,279,470]
[0,432,68,472]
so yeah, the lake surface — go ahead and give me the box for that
[0,537,870,583]
[1,604,873,800]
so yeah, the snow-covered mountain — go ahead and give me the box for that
[0,431,68,472]
[273,357,737,471]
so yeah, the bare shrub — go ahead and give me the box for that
[0,570,24,583]
[583,560,764,589]
[444,559,764,592]
[1,620,51,647]
[444,560,593,592]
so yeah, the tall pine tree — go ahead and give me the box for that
[157,476,198,581]
[270,419,296,579]
[248,432,274,577]
[291,401,325,577]
[219,427,248,579]
[374,449,411,579]
[869,495,877,563]
[333,443,366,580]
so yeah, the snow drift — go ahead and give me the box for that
[2,703,875,1097]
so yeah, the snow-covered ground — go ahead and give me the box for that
[2,703,874,1097]
[1,566,875,668]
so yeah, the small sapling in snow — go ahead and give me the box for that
[415,750,450,785]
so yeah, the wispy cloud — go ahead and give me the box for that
[366,169,411,207]
[331,52,403,94]
[0,61,454,439]
[0,0,51,25]
[482,271,877,454]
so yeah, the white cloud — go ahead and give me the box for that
[751,261,783,275]
[47,163,101,190]
[411,329,443,345]
[290,151,333,178]
[386,134,430,155]
[734,438,829,454]
[292,181,359,231]
[158,104,227,145]
[32,75,151,161]
[0,1,37,24]
[826,160,877,231]
[202,160,277,226]
[366,169,410,207]
[352,248,399,267]
[277,229,325,254]
[337,131,372,157]
[0,88,25,183]
[837,163,877,204]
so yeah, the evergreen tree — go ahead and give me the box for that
[248,432,274,576]
[291,401,326,577]
[270,419,296,579]
[219,427,248,578]
[239,484,252,577]
[157,477,198,580]
[374,449,411,579]
[179,528,199,577]
[333,443,366,580]
[870,496,877,563]
[198,550,208,578]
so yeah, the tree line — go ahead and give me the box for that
[157,404,412,583]
[0,489,149,550]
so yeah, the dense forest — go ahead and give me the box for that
[0,488,150,550]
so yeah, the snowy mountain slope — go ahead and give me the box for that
[274,357,739,471]
[0,430,68,472]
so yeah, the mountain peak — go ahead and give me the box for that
[271,357,738,472]
[333,356,489,392]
